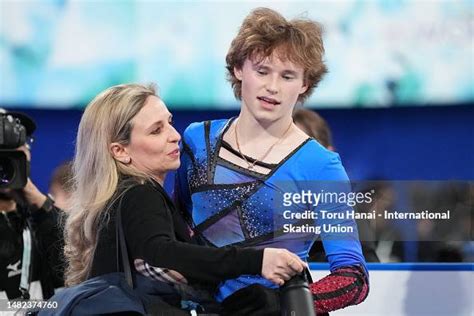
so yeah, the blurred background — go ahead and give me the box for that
[0,0,472,262]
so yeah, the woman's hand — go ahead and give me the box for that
[261,248,307,286]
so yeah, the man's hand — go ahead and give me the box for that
[17,179,47,209]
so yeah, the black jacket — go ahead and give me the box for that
[0,203,64,299]
[90,179,263,285]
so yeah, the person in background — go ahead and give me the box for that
[48,160,73,210]
[293,108,334,151]
[0,111,64,300]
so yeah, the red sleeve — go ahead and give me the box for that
[310,265,369,314]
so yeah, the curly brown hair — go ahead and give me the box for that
[226,8,328,104]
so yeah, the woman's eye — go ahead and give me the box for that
[257,70,267,75]
[283,75,294,80]
[151,128,161,134]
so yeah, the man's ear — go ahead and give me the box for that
[110,142,131,164]
[234,66,243,81]
[299,82,308,95]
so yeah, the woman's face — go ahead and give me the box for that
[124,96,181,183]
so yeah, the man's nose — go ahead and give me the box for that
[265,76,279,95]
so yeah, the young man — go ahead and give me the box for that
[176,8,369,314]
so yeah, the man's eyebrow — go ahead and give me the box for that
[282,70,298,76]
[252,63,299,75]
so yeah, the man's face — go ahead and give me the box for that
[234,52,308,123]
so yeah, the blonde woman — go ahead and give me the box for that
[63,83,305,312]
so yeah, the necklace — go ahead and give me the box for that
[234,119,293,170]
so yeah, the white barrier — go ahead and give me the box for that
[310,263,474,316]
[2,263,472,315]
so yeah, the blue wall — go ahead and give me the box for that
[19,104,474,194]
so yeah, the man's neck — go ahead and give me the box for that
[236,109,293,144]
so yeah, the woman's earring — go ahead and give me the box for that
[123,157,131,164]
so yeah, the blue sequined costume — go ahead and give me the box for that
[175,118,367,301]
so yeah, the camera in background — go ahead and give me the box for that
[0,109,36,189]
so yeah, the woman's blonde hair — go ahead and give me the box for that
[226,7,328,104]
[64,83,156,286]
